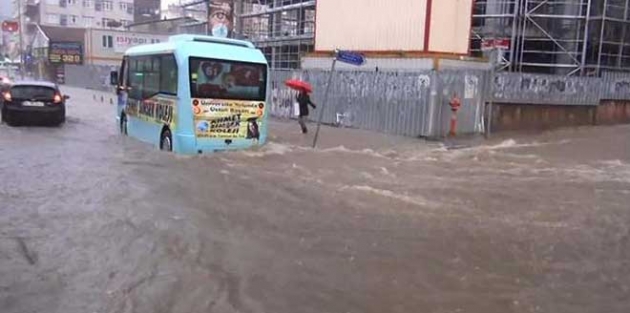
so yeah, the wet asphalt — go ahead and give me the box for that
[1,86,629,313]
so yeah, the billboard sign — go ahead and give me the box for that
[49,41,83,64]
[481,38,510,51]
[1,21,19,33]
[113,33,166,53]
[208,0,234,38]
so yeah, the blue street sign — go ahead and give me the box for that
[335,50,366,66]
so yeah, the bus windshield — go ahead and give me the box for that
[189,57,267,101]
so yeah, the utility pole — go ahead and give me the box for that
[17,0,25,79]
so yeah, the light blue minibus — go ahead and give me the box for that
[110,34,269,154]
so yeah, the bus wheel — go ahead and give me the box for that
[120,114,128,135]
[160,128,173,152]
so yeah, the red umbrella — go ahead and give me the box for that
[285,79,313,93]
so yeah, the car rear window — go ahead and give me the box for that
[10,86,56,100]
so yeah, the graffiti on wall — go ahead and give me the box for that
[492,73,600,105]
[208,0,234,38]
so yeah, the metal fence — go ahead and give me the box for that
[61,64,630,138]
[491,72,602,106]
[270,69,487,138]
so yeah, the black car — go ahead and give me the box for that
[1,81,69,126]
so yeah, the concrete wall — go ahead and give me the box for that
[596,100,630,125]
[491,101,630,132]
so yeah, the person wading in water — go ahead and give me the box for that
[296,90,316,134]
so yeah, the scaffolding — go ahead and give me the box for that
[471,0,630,76]
[238,0,315,69]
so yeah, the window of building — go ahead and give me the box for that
[59,0,67,8]
[59,14,68,26]
[83,16,94,27]
[82,0,93,8]
[103,1,113,11]
[102,35,113,48]
[119,2,132,12]
[46,14,59,24]
[69,15,79,25]
[67,0,77,5]
[95,0,102,11]
[102,18,119,28]
[128,55,179,100]
[46,0,58,5]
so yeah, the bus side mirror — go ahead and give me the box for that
[110,71,119,86]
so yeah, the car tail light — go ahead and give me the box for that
[53,93,62,104]
[2,91,10,102]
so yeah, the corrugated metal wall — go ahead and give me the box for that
[270,69,485,138]
[492,72,602,105]
[62,64,630,139]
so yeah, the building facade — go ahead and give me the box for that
[238,0,315,69]
[17,0,136,29]
[472,0,630,76]
[134,0,161,24]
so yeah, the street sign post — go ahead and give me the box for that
[312,50,366,148]
[336,50,366,66]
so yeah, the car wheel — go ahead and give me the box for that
[160,128,173,152]
[120,114,128,135]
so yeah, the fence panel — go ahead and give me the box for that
[491,72,601,105]
[433,70,486,137]
[270,69,433,137]
[601,71,630,100]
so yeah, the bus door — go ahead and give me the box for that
[114,57,130,134]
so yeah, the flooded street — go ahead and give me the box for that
[1,87,629,313]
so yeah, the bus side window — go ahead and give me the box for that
[128,57,144,100]
[160,55,177,95]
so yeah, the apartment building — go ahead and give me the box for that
[17,0,136,29]
[134,0,160,24]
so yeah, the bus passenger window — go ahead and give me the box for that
[160,55,178,95]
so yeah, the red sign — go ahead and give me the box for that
[1,21,19,33]
[481,38,510,51]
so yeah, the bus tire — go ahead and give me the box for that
[160,127,172,152]
[120,113,128,135]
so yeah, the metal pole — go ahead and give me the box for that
[580,0,593,75]
[312,58,337,148]
[486,47,498,138]
[596,0,608,76]
[17,0,25,79]
[617,0,628,68]
[508,0,520,72]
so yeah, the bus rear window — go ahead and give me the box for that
[189,57,267,101]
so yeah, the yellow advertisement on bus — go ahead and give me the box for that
[192,98,265,140]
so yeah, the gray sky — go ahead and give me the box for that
[0,0,14,19]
